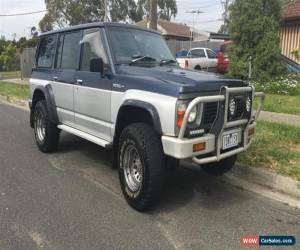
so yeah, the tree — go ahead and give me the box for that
[136,0,177,21]
[158,0,177,20]
[39,0,178,31]
[0,43,18,71]
[228,0,285,80]
[109,0,140,22]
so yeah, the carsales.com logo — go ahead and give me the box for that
[241,236,296,247]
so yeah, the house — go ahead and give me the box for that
[136,19,228,42]
[281,0,300,64]
[136,19,191,41]
[136,19,227,55]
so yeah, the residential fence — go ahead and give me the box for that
[166,40,224,56]
[20,48,36,79]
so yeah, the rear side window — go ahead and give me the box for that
[55,31,81,70]
[206,49,217,59]
[190,49,206,58]
[37,35,56,68]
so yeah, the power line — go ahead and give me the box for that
[0,10,46,17]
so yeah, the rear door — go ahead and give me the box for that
[52,31,81,127]
[73,28,112,142]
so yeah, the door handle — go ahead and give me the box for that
[76,79,83,85]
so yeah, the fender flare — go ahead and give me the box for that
[119,100,162,134]
[30,85,59,127]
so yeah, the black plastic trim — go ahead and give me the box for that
[121,100,162,134]
[31,85,59,127]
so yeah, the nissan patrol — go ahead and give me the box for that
[29,23,264,211]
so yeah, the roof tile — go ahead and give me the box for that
[282,0,300,21]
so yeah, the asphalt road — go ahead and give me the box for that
[0,102,299,250]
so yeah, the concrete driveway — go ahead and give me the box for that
[0,103,299,250]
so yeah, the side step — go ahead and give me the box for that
[57,124,112,148]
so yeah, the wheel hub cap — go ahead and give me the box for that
[123,145,143,192]
[35,110,46,143]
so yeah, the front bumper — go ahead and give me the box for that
[162,86,265,165]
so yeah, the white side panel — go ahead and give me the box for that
[111,90,177,137]
[74,85,112,141]
[51,81,74,126]
[30,78,75,126]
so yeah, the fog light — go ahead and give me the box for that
[229,98,237,116]
[246,97,252,113]
[193,142,206,152]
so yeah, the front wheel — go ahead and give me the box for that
[118,123,165,212]
[201,155,237,176]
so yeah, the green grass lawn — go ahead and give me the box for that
[238,121,300,181]
[255,94,300,116]
[0,81,29,100]
[0,71,21,79]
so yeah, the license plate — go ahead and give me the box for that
[222,131,239,150]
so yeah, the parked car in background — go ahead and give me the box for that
[217,41,231,74]
[176,48,188,58]
[176,47,218,72]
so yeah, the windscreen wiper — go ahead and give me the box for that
[130,56,157,65]
[160,59,178,66]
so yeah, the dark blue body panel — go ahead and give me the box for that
[114,65,247,97]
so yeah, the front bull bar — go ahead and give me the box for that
[177,86,265,165]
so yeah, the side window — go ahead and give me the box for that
[37,35,56,68]
[80,28,108,72]
[55,35,64,69]
[190,49,206,58]
[207,49,217,59]
[55,31,81,70]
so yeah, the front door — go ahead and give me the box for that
[74,28,112,142]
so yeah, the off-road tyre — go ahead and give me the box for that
[118,123,165,212]
[33,100,59,153]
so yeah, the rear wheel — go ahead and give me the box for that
[201,155,237,176]
[34,100,59,153]
[118,123,165,212]
[194,65,201,71]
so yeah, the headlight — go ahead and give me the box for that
[188,106,197,123]
[229,98,237,116]
[246,97,252,113]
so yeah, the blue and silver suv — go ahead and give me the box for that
[29,22,264,211]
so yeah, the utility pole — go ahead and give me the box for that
[186,10,204,49]
[221,0,231,34]
[149,0,157,30]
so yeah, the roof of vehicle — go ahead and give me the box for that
[40,22,161,37]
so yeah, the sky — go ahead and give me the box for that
[0,0,224,40]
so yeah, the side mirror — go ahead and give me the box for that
[90,58,107,77]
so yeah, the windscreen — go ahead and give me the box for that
[108,27,175,64]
